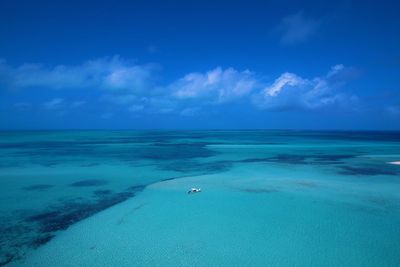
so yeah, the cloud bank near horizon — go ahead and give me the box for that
[0,56,364,117]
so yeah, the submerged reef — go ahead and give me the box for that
[236,187,279,194]
[69,179,108,187]
[160,159,231,174]
[338,166,398,176]
[0,185,145,266]
[23,184,54,191]
[93,189,113,196]
[27,185,144,233]
[0,137,221,169]
[238,153,358,165]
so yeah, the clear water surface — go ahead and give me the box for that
[0,130,400,266]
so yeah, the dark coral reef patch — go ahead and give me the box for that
[339,166,398,176]
[238,153,357,165]
[26,185,145,233]
[70,179,108,187]
[23,184,54,191]
[1,185,146,266]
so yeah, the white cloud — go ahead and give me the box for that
[254,65,358,110]
[102,65,154,91]
[264,72,305,96]
[0,56,156,91]
[171,67,257,103]
[0,57,359,115]
[327,64,344,77]
[170,65,356,114]
[277,12,320,45]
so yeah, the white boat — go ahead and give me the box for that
[187,187,201,194]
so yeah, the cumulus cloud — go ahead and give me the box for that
[276,12,320,45]
[102,65,154,91]
[254,65,358,110]
[264,72,305,97]
[170,67,257,103]
[169,64,357,113]
[0,56,157,91]
[0,56,359,116]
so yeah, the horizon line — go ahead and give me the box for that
[1,128,400,132]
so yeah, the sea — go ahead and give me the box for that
[0,130,399,266]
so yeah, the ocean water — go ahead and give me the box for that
[0,130,400,266]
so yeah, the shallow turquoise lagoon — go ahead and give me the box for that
[1,130,400,266]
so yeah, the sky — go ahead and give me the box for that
[0,0,400,130]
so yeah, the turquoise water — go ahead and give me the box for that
[1,130,400,266]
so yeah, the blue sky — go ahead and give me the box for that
[0,0,399,130]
